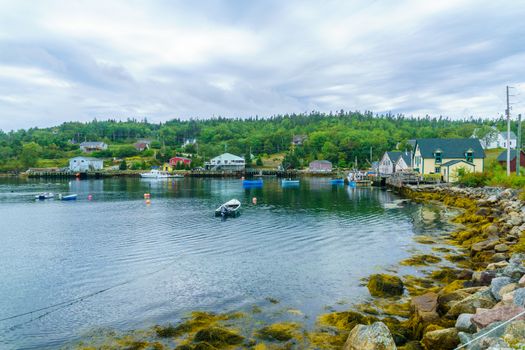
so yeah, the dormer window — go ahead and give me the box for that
[434,150,442,164]
[465,149,473,163]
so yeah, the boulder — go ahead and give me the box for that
[490,253,507,262]
[409,292,439,338]
[421,328,459,350]
[446,289,497,318]
[514,288,525,307]
[343,322,396,350]
[471,239,499,253]
[490,276,512,301]
[455,313,476,333]
[471,270,496,286]
[486,260,509,270]
[502,259,525,280]
[508,212,522,226]
[484,224,499,236]
[520,274,525,288]
[471,304,525,330]
[367,274,404,297]
[502,290,516,305]
[494,243,509,253]
[498,283,518,300]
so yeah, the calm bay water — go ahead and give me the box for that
[0,177,455,349]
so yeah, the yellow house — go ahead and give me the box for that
[162,163,173,172]
[413,138,485,182]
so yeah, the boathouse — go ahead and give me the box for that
[309,160,332,172]
[169,156,192,167]
[379,151,403,175]
[69,157,104,172]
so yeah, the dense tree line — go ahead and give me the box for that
[0,111,515,171]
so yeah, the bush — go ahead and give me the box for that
[457,171,491,187]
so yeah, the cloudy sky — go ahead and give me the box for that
[0,0,525,131]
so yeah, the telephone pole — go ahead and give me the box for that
[517,114,522,176]
[506,86,511,176]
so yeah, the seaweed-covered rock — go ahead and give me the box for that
[367,274,404,297]
[455,313,475,333]
[471,270,496,286]
[409,292,439,338]
[502,320,525,348]
[471,239,498,253]
[256,322,299,342]
[490,276,512,301]
[193,327,244,347]
[446,289,497,318]
[318,311,374,331]
[343,322,396,350]
[421,328,459,350]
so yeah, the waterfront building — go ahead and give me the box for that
[169,156,192,167]
[69,157,104,172]
[497,150,525,172]
[309,160,332,172]
[413,138,485,181]
[206,153,245,171]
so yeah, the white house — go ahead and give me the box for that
[69,157,104,172]
[207,153,245,171]
[80,141,108,152]
[395,152,413,172]
[472,127,516,149]
[379,151,403,175]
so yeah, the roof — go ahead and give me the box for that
[80,141,106,146]
[497,150,524,161]
[386,151,402,162]
[310,160,332,165]
[398,152,412,165]
[441,160,475,167]
[500,131,517,140]
[211,153,244,161]
[415,138,485,159]
[70,156,103,161]
[170,156,191,161]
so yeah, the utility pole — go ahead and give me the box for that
[517,114,522,176]
[506,86,511,176]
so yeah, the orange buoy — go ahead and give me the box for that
[146,199,151,205]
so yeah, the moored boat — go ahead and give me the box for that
[281,179,300,186]
[215,199,241,217]
[242,178,263,187]
[330,178,344,185]
[141,170,176,179]
[60,194,78,201]
[35,192,54,200]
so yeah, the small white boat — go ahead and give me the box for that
[215,199,241,217]
[35,192,54,200]
[141,170,177,179]
[60,194,78,201]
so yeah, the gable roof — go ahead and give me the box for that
[441,159,475,167]
[386,151,402,162]
[399,152,412,165]
[415,138,485,159]
[80,141,106,147]
[211,152,244,161]
[499,131,517,140]
[497,150,525,161]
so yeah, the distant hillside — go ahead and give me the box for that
[0,111,515,172]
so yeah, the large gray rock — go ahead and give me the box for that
[502,256,525,280]
[447,289,497,318]
[490,277,512,301]
[343,322,396,350]
[455,313,476,333]
[514,288,525,307]
[471,239,499,253]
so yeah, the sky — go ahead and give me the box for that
[1,0,525,131]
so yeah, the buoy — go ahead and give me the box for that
[252,197,257,205]
[88,194,93,201]
[146,199,151,205]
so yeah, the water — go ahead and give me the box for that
[0,177,453,349]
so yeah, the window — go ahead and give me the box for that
[466,151,473,163]
[435,167,441,173]
[434,151,442,164]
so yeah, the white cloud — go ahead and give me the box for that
[0,0,524,130]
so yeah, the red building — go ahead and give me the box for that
[497,150,525,172]
[169,156,192,166]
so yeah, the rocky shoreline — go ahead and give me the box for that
[343,185,525,350]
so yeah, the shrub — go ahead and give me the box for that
[457,171,491,187]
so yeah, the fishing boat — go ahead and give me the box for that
[215,199,241,217]
[330,178,345,185]
[140,170,175,179]
[347,171,373,187]
[281,179,300,186]
[242,178,263,187]
[35,192,54,200]
[60,194,78,201]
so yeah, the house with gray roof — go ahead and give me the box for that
[413,138,485,181]
[80,141,108,153]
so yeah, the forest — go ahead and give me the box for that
[0,111,515,172]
